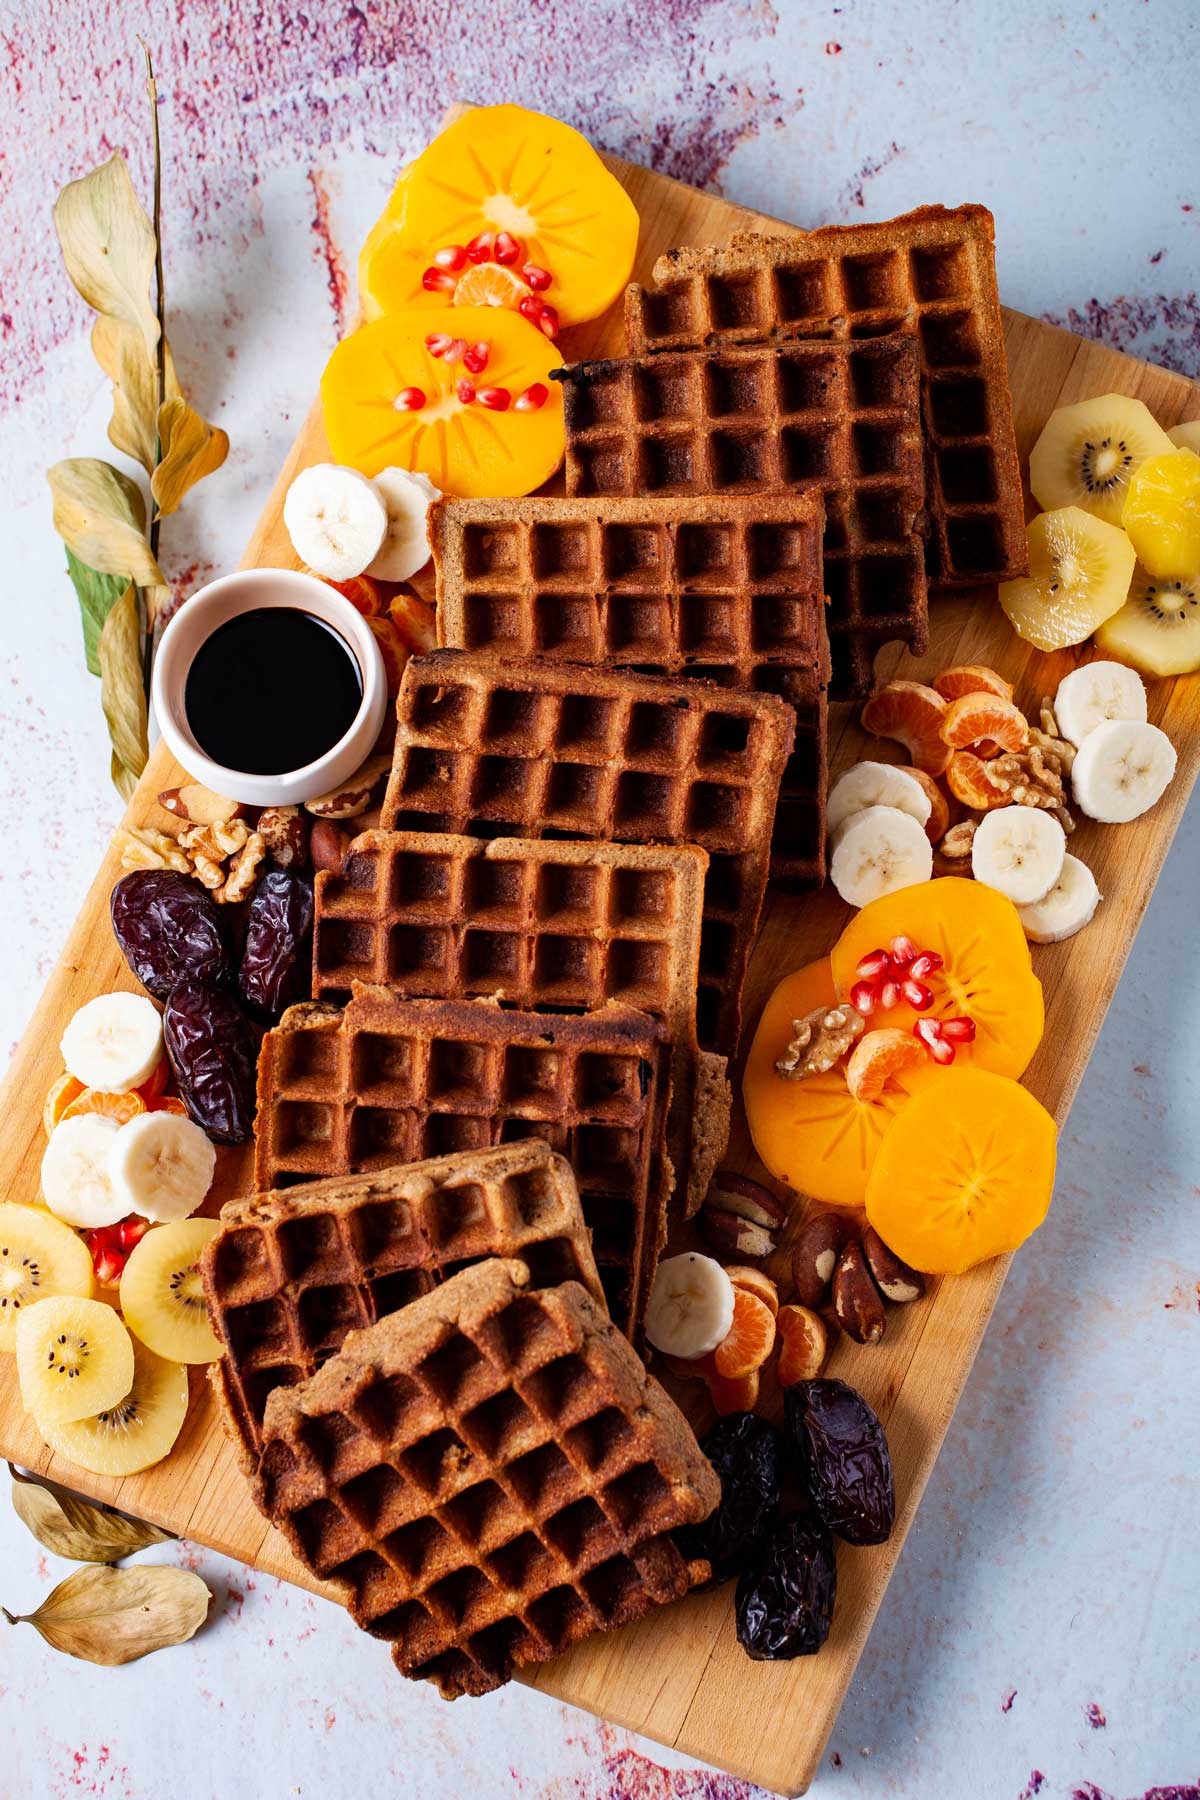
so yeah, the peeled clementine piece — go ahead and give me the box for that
[866,1065,1056,1273]
[845,1028,929,1102]
[934,664,1014,703]
[370,104,640,329]
[898,765,950,841]
[945,749,1010,810]
[743,958,925,1210]
[321,307,564,498]
[137,1057,170,1107]
[830,878,1044,1079]
[940,693,1029,753]
[709,1366,760,1416]
[860,680,951,776]
[713,1288,777,1379]
[43,1073,85,1138]
[60,1087,147,1126]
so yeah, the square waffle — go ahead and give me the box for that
[312,830,726,1214]
[379,650,796,1048]
[255,985,672,1340]
[622,204,1026,593]
[555,335,927,697]
[201,1141,602,1469]
[253,1258,719,1697]
[432,491,829,886]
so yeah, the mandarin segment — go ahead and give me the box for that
[43,1074,85,1139]
[713,1287,777,1379]
[860,680,952,776]
[946,749,1011,810]
[940,693,1030,754]
[933,664,1014,703]
[61,1087,147,1126]
[866,1066,1056,1273]
[899,766,950,842]
[845,1028,930,1103]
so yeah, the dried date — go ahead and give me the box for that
[676,1412,784,1584]
[164,979,258,1144]
[785,1377,895,1546]
[735,1514,837,1660]
[111,870,231,999]
[238,870,314,1021]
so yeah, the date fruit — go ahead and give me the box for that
[111,870,232,1000]
[735,1514,837,1660]
[163,979,258,1144]
[239,871,314,1021]
[785,1377,895,1546]
[677,1412,784,1585]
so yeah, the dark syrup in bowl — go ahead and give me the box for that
[184,607,363,776]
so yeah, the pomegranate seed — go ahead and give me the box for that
[522,261,552,291]
[901,978,934,1010]
[433,243,467,271]
[93,1248,125,1286]
[425,332,454,358]
[494,230,521,264]
[514,382,549,412]
[534,303,559,339]
[878,979,901,1010]
[394,387,426,411]
[890,934,918,968]
[118,1216,149,1250]
[441,337,467,365]
[477,385,511,411]
[518,294,544,324]
[939,1016,977,1041]
[421,266,458,292]
[856,949,893,981]
[462,341,490,374]
[849,979,878,1016]
[456,379,476,405]
[907,950,944,980]
[915,1016,955,1064]
[466,231,494,263]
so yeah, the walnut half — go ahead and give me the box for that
[775,1003,865,1079]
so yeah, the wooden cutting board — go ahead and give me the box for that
[3,133,1198,1797]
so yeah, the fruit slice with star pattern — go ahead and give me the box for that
[830,878,1044,1079]
[743,957,928,1210]
[321,306,564,498]
[362,104,640,328]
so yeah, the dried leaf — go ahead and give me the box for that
[3,1563,209,1665]
[99,583,148,798]
[92,317,182,476]
[151,395,229,517]
[64,546,127,677]
[52,153,158,344]
[10,1468,172,1563]
[47,458,165,589]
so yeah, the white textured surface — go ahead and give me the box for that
[1,1,1198,1795]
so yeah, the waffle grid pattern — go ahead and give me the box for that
[379,651,795,1048]
[202,1143,603,1466]
[622,205,1025,591]
[254,1260,719,1698]
[255,987,672,1338]
[555,337,927,697]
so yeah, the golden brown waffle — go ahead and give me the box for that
[622,204,1026,594]
[312,830,725,1214]
[431,491,829,884]
[255,985,672,1339]
[379,650,796,1047]
[555,336,927,698]
[253,1258,719,1697]
[202,1142,602,1469]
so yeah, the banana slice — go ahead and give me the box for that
[999,507,1135,653]
[644,1253,735,1359]
[60,992,163,1094]
[1095,563,1200,678]
[1029,393,1172,527]
[366,467,440,581]
[1167,421,1200,453]
[829,805,933,908]
[283,463,389,580]
[1053,660,1147,746]
[41,1115,126,1229]
[108,1112,216,1224]
[827,762,932,838]
[1070,719,1176,823]
[1016,853,1102,943]
[971,806,1066,905]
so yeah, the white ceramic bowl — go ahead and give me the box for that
[152,567,388,806]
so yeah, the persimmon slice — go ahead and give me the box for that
[860,680,951,776]
[866,1066,1056,1273]
[934,664,1014,703]
[945,749,1011,810]
[321,306,564,498]
[940,693,1029,753]
[713,1288,777,1379]
[845,1029,930,1102]
[830,878,1044,1079]
[743,958,925,1210]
